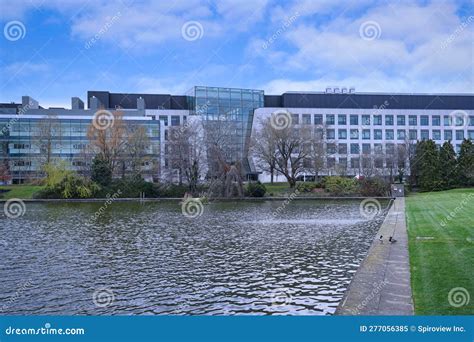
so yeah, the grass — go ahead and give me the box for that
[0,185,44,199]
[406,188,474,315]
[263,182,294,196]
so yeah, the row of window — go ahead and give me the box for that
[296,114,474,126]
[325,128,473,141]
[321,142,464,155]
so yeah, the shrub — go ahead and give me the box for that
[157,184,189,198]
[246,182,267,197]
[324,176,358,195]
[358,177,390,197]
[97,174,160,198]
[91,156,112,187]
[35,172,99,199]
[296,182,320,193]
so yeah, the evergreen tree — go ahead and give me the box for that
[457,139,474,187]
[418,140,441,191]
[439,140,457,189]
[91,155,112,187]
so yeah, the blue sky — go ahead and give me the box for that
[0,0,473,107]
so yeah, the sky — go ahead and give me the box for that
[0,0,473,108]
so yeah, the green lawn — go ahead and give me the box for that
[0,185,44,199]
[406,188,474,315]
[263,182,294,196]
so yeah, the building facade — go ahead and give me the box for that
[1,89,473,184]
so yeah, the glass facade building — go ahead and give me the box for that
[0,116,160,183]
[188,86,264,174]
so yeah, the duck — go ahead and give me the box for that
[389,236,397,243]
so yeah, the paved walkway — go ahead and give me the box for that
[336,198,414,315]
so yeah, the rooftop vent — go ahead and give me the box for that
[349,87,356,93]
[325,87,332,93]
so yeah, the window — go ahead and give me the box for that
[374,129,382,140]
[338,158,347,168]
[302,114,311,125]
[444,130,452,140]
[443,116,451,126]
[409,130,417,140]
[327,143,336,154]
[432,130,441,140]
[455,116,465,126]
[159,115,168,126]
[292,114,299,125]
[420,130,429,140]
[338,129,347,139]
[350,115,358,125]
[327,158,336,168]
[362,115,370,126]
[362,129,370,139]
[397,115,406,125]
[350,143,360,154]
[397,130,406,140]
[373,115,382,125]
[164,130,168,141]
[73,143,86,150]
[314,114,323,125]
[350,129,359,139]
[326,114,335,125]
[351,158,360,168]
[456,130,464,140]
[171,116,180,126]
[432,115,441,126]
[375,158,384,168]
[385,115,394,125]
[409,115,417,126]
[420,115,429,126]
[385,129,394,140]
[326,129,335,139]
[338,144,348,154]
[362,143,371,154]
[470,116,474,126]
[338,115,347,125]
[468,130,474,140]
[13,143,30,149]
[374,143,383,154]
[386,143,395,155]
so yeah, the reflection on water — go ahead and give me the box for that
[0,200,387,315]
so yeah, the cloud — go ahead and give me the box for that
[259,1,474,93]
[3,62,50,76]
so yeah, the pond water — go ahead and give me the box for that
[0,199,388,315]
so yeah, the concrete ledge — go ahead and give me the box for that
[0,196,393,203]
[336,198,414,315]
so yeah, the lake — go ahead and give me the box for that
[0,199,388,315]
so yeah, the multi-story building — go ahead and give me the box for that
[1,88,473,184]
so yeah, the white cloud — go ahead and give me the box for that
[259,1,474,93]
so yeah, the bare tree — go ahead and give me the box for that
[32,113,61,174]
[250,117,279,183]
[126,125,150,176]
[87,110,126,176]
[167,119,207,194]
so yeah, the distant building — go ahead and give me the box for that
[1,88,473,184]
